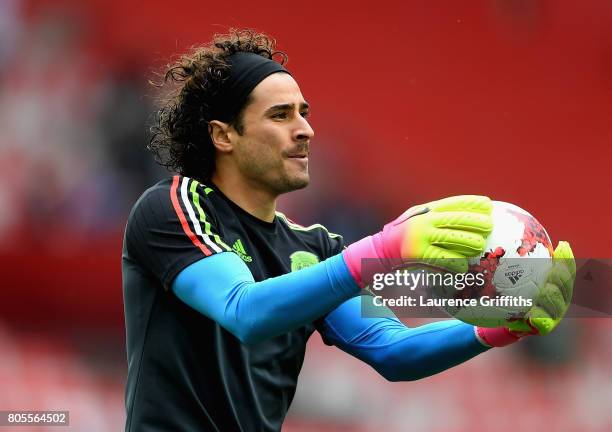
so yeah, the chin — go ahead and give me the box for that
[292,171,310,189]
[292,177,309,190]
[276,174,309,194]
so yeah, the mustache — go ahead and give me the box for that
[283,143,310,157]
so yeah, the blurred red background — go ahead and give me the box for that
[0,0,610,430]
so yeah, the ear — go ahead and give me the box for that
[209,120,234,153]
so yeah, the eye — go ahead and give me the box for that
[271,112,287,120]
[300,111,310,118]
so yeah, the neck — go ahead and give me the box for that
[211,173,278,223]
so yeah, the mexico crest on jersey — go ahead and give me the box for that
[289,251,319,271]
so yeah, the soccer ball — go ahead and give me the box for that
[435,201,554,327]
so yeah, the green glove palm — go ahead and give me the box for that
[507,241,576,335]
[343,195,493,287]
[391,195,494,273]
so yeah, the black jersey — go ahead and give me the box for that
[122,175,344,432]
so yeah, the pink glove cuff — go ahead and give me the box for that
[475,326,523,348]
[342,233,387,287]
[342,211,414,288]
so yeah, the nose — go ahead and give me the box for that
[294,115,314,142]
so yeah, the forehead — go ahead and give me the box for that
[248,73,306,109]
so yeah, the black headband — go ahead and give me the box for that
[210,52,290,122]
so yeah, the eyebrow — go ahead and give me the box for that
[264,102,310,114]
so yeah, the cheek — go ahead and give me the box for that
[247,130,286,160]
[236,136,283,175]
[260,128,286,151]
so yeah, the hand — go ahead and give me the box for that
[476,241,576,347]
[343,195,493,286]
[384,195,493,271]
[507,241,576,335]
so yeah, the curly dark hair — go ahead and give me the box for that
[148,29,287,182]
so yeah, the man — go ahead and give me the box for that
[122,29,575,431]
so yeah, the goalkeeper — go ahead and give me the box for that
[122,29,575,432]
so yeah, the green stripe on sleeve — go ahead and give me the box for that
[275,212,342,239]
[190,180,232,251]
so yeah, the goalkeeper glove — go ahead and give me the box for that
[475,241,576,347]
[343,195,493,287]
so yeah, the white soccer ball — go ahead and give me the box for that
[437,201,554,327]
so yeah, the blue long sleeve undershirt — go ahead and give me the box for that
[318,295,489,381]
[173,252,358,344]
[172,252,489,381]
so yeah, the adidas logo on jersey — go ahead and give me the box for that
[232,239,253,262]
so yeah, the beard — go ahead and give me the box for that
[275,171,310,194]
[236,149,310,196]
